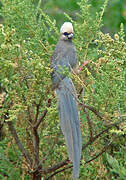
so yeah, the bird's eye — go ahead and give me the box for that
[63,32,70,36]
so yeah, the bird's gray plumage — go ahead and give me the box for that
[51,40,77,88]
[51,22,82,179]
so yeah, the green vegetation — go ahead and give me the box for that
[0,0,126,179]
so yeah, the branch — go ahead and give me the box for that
[27,106,33,124]
[45,165,72,180]
[31,99,52,170]
[34,99,51,129]
[85,141,112,164]
[45,140,112,180]
[41,159,70,174]
[83,107,93,141]
[42,118,126,176]
[7,121,32,168]
[34,109,47,129]
[79,102,103,119]
[34,101,41,123]
[82,117,126,150]
[32,128,40,169]
[78,87,84,99]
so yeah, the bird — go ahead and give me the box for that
[51,22,82,179]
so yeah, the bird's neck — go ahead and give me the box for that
[60,39,72,43]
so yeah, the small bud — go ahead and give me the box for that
[12,28,15,33]
[29,50,33,54]
[122,42,126,46]
[15,44,21,48]
[1,43,6,49]
[0,24,3,28]
[106,33,110,38]
[114,34,119,41]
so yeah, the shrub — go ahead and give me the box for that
[0,0,126,179]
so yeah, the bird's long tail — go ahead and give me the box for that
[56,77,82,179]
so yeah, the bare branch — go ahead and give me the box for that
[34,109,47,129]
[41,159,70,174]
[34,101,41,123]
[78,87,84,99]
[45,165,72,180]
[34,99,51,129]
[27,106,33,124]
[7,121,32,168]
[32,128,40,170]
[31,99,52,171]
[79,102,103,119]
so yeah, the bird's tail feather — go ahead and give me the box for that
[56,77,82,179]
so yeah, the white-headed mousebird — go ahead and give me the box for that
[51,22,82,179]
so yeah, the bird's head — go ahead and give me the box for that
[60,22,74,41]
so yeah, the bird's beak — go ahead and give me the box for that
[68,33,74,39]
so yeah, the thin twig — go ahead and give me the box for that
[34,99,41,123]
[85,141,112,164]
[27,106,33,124]
[83,107,93,141]
[78,87,84,99]
[82,118,126,150]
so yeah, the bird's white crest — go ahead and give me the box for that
[60,22,73,34]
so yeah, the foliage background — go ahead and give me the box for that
[0,0,126,180]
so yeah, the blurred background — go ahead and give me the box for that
[35,0,126,35]
[0,0,126,36]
